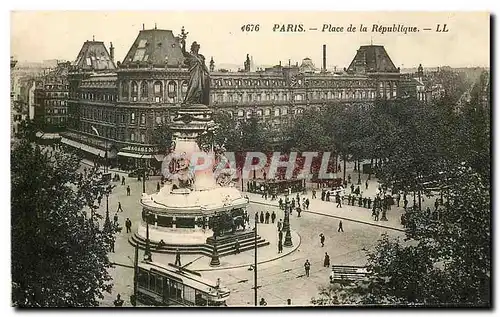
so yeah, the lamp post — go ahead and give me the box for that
[209,215,220,266]
[144,210,152,261]
[283,202,293,247]
[254,220,258,306]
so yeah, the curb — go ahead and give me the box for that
[111,231,302,273]
[250,199,405,233]
[196,231,302,272]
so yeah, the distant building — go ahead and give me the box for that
[55,27,401,171]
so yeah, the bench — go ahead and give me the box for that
[330,265,369,284]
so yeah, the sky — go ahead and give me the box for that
[11,11,490,69]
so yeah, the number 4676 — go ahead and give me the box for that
[241,24,260,32]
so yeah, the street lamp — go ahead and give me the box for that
[209,214,220,266]
[91,125,108,174]
[283,201,293,247]
[144,210,152,261]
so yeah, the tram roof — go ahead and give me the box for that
[139,261,230,296]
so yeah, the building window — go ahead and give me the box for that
[141,81,148,99]
[237,110,244,117]
[141,133,145,143]
[274,108,281,116]
[121,81,129,98]
[131,112,135,123]
[282,108,288,115]
[181,81,188,97]
[167,81,177,99]
[264,108,270,116]
[154,81,163,103]
[257,109,263,116]
[131,132,135,142]
[131,81,138,101]
[141,113,146,125]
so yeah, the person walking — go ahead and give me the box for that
[265,211,270,224]
[336,192,342,208]
[312,189,316,199]
[260,211,264,224]
[297,207,301,217]
[305,198,310,210]
[278,239,283,253]
[234,239,240,254]
[157,182,160,192]
[277,219,283,231]
[434,198,440,211]
[110,237,115,253]
[117,202,123,212]
[271,211,276,223]
[278,230,283,242]
[174,248,182,266]
[320,233,325,247]
[121,176,125,185]
[255,212,259,224]
[323,252,330,267]
[396,192,401,207]
[126,185,131,196]
[125,218,132,233]
[113,213,119,224]
[403,198,409,210]
[304,260,311,277]
[113,294,124,307]
[337,220,344,232]
[365,180,369,190]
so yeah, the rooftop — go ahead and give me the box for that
[347,45,399,74]
[73,40,116,71]
[121,29,185,68]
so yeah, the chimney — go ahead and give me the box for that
[109,42,114,62]
[288,59,291,67]
[279,61,281,66]
[142,23,145,30]
[323,44,327,72]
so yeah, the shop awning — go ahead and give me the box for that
[61,137,110,157]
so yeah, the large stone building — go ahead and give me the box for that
[33,62,70,132]
[56,27,401,172]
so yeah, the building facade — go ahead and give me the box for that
[58,27,401,171]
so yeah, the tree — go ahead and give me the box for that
[151,123,173,155]
[11,138,117,307]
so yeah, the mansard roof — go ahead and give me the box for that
[74,41,116,71]
[347,45,399,74]
[121,29,185,67]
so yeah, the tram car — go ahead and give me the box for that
[135,261,230,307]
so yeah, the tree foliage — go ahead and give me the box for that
[11,137,117,307]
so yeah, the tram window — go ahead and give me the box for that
[169,281,182,300]
[184,285,196,304]
[195,291,207,306]
[149,274,156,293]
[155,276,163,294]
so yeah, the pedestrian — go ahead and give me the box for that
[117,202,123,212]
[321,190,325,201]
[113,294,124,307]
[110,237,115,253]
[338,163,341,172]
[278,230,283,242]
[277,219,282,231]
[426,206,431,218]
[367,197,372,209]
[260,211,264,224]
[323,252,330,267]
[305,198,310,210]
[174,248,182,266]
[157,182,160,191]
[336,193,342,208]
[320,233,325,247]
[271,211,276,223]
[126,185,131,196]
[261,186,265,198]
[278,239,283,253]
[304,260,311,277]
[337,220,344,232]
[396,193,401,207]
[348,174,351,184]
[113,212,118,224]
[121,176,125,185]
[403,198,409,210]
[297,207,301,217]
[279,198,283,209]
[265,211,270,224]
[125,218,132,233]
[365,180,369,190]
[325,191,330,202]
[291,198,295,209]
[287,299,292,305]
[434,198,439,211]
[234,239,240,254]
[259,298,267,306]
[312,189,316,199]
[255,212,259,224]
[157,239,166,250]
